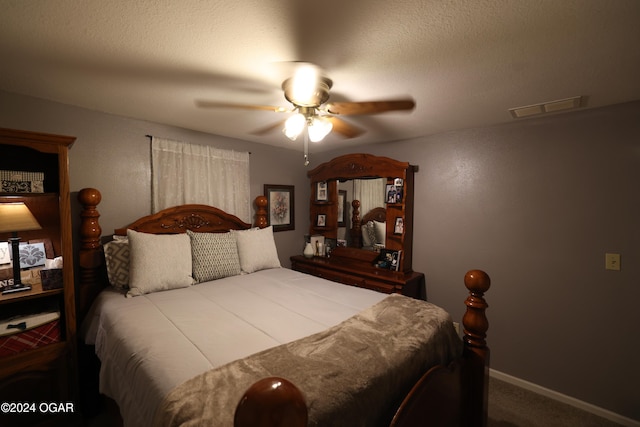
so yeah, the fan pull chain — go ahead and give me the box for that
[303,132,310,166]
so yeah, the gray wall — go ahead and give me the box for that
[315,101,640,421]
[0,90,310,268]
[2,89,639,421]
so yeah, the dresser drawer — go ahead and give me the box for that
[361,279,395,294]
[291,255,424,299]
[321,269,367,288]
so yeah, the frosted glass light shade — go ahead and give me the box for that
[308,117,333,142]
[283,114,306,140]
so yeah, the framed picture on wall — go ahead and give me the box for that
[338,190,347,227]
[316,181,328,201]
[317,214,326,227]
[264,184,295,232]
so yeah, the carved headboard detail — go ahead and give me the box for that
[361,206,387,224]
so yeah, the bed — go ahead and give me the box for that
[76,187,491,427]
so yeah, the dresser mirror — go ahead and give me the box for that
[307,153,417,273]
[337,178,385,249]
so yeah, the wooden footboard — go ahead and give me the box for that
[76,188,489,427]
[233,270,490,427]
[391,269,490,427]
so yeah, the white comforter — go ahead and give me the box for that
[82,267,387,427]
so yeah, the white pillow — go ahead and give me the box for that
[126,229,194,297]
[374,220,386,245]
[187,230,242,282]
[233,226,281,273]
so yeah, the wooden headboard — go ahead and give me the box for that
[361,206,386,224]
[113,204,252,236]
[76,187,268,322]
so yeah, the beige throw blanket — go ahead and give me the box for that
[153,294,461,427]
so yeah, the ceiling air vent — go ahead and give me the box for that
[509,96,583,119]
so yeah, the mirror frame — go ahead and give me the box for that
[307,153,417,272]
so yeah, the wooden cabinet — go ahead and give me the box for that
[0,128,78,426]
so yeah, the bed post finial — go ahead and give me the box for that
[350,199,362,247]
[77,188,105,322]
[255,195,268,229]
[78,188,102,249]
[235,377,308,427]
[463,269,490,348]
[462,269,490,427]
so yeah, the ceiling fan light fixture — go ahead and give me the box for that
[283,113,306,140]
[282,64,332,107]
[308,116,333,142]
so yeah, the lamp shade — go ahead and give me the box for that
[0,202,42,233]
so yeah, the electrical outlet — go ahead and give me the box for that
[605,253,621,271]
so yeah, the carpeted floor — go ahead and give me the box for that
[488,377,624,427]
[87,376,628,426]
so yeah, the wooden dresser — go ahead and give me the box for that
[291,247,426,300]
[295,153,426,300]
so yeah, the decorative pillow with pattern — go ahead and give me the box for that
[187,230,242,282]
[232,226,281,274]
[361,221,376,247]
[126,229,194,297]
[103,238,130,290]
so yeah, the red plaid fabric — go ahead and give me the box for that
[0,319,60,357]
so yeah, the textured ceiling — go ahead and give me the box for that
[1,0,639,152]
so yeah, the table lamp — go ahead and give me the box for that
[0,202,42,294]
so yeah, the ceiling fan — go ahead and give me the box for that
[196,63,415,163]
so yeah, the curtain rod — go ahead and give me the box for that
[145,134,251,154]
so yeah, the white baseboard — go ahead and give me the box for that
[489,369,640,427]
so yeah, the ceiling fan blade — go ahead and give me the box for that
[196,100,289,113]
[324,99,415,115]
[327,117,365,139]
[250,120,287,136]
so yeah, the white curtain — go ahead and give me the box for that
[151,137,251,222]
[353,178,385,219]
